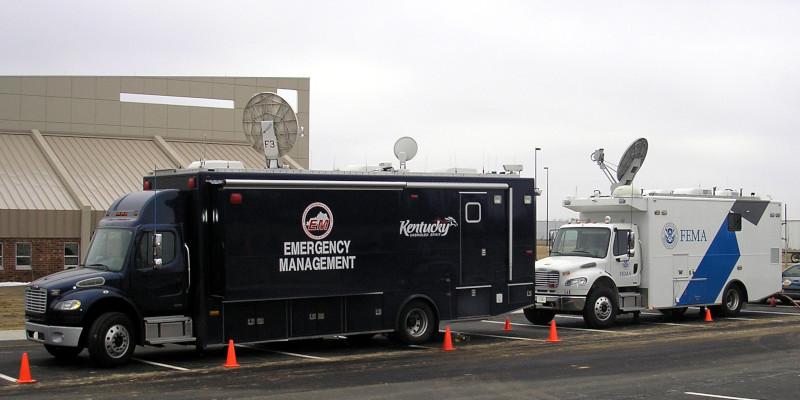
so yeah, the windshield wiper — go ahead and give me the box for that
[88,263,110,271]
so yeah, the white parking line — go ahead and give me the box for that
[239,344,329,360]
[742,309,800,316]
[0,373,17,383]
[133,358,189,371]
[480,319,638,335]
[685,391,762,400]
[451,329,547,342]
[642,322,699,327]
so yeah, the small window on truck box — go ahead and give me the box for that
[727,213,742,232]
[465,202,481,223]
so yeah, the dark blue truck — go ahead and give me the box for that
[24,166,536,366]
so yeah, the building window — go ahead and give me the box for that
[16,242,32,270]
[64,242,80,269]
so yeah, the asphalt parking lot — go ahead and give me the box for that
[2,302,800,399]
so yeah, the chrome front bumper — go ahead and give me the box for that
[25,322,83,347]
[535,294,586,312]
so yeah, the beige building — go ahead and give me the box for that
[0,76,310,281]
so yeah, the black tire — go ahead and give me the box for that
[523,307,556,325]
[720,283,744,317]
[88,312,136,367]
[583,287,617,329]
[791,253,800,263]
[44,344,84,360]
[395,300,436,345]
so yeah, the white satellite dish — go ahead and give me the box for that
[591,138,648,192]
[242,92,300,168]
[393,137,418,170]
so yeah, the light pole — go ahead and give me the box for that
[544,166,549,240]
[534,147,541,241]
[534,147,541,188]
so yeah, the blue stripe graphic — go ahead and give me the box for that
[676,219,740,305]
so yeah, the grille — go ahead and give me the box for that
[25,287,47,314]
[535,270,559,288]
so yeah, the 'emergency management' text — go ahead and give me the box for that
[279,240,355,272]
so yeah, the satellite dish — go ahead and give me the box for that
[591,138,648,191]
[242,92,299,168]
[616,138,648,185]
[393,137,418,169]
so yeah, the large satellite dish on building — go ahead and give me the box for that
[393,137,418,170]
[242,92,300,168]
[591,138,648,192]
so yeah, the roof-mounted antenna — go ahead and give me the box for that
[242,92,300,169]
[591,138,648,192]
[393,137,418,170]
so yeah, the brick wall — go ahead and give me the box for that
[0,238,81,282]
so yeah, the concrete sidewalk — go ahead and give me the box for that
[0,330,26,341]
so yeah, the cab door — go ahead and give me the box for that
[129,227,188,315]
[608,228,641,287]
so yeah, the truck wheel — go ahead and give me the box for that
[44,344,84,360]
[88,312,136,367]
[792,253,800,263]
[395,300,436,345]
[523,307,556,325]
[720,283,744,317]
[583,287,617,329]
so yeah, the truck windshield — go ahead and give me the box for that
[551,227,610,259]
[84,228,133,272]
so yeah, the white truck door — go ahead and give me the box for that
[609,228,640,287]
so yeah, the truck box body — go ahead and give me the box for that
[531,187,782,328]
[25,166,536,365]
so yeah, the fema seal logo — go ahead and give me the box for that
[662,222,678,249]
[302,202,333,240]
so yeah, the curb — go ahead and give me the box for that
[0,330,26,341]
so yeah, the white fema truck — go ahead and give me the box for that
[526,186,782,328]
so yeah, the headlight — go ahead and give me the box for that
[784,279,792,287]
[564,277,588,287]
[54,299,82,311]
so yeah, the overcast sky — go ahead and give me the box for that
[2,1,799,219]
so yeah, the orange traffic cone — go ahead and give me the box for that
[16,353,36,384]
[704,308,713,322]
[770,297,776,307]
[503,317,513,332]
[441,326,456,351]
[223,339,240,368]
[545,320,561,343]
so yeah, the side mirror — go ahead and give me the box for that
[627,232,636,257]
[548,229,557,251]
[153,233,163,270]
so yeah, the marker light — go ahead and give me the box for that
[230,193,242,204]
[188,177,196,189]
[144,181,151,190]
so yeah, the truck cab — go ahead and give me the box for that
[24,189,192,366]
[528,219,642,328]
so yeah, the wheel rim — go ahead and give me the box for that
[405,308,428,337]
[725,288,740,311]
[593,296,613,321]
[104,323,130,359]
